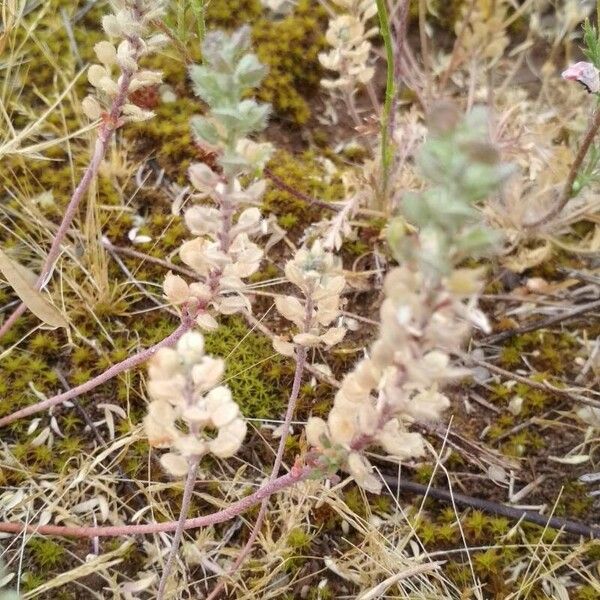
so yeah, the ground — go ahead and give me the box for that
[0,1,599,599]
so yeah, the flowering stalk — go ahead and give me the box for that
[205,283,318,599]
[304,105,513,493]
[0,0,166,341]
[204,344,308,600]
[162,26,273,329]
[144,27,275,591]
[156,456,200,599]
[319,0,378,126]
[143,332,248,594]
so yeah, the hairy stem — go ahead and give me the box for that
[157,456,200,599]
[0,466,313,537]
[0,52,139,341]
[205,344,308,600]
[525,107,600,228]
[0,316,195,428]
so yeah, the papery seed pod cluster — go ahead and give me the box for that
[162,27,273,329]
[305,265,481,493]
[319,0,378,91]
[82,0,167,123]
[305,107,508,494]
[273,241,346,356]
[144,332,247,477]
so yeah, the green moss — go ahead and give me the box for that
[464,510,488,541]
[262,150,344,231]
[20,572,46,593]
[126,98,200,181]
[28,333,60,354]
[556,482,594,518]
[499,345,521,368]
[204,315,288,419]
[575,586,600,600]
[286,526,312,549]
[499,330,578,377]
[342,486,367,518]
[28,538,66,568]
[205,0,262,27]
[253,0,327,124]
[414,464,435,484]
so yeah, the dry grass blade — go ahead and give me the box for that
[0,248,67,328]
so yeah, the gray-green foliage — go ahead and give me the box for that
[583,18,600,69]
[189,26,271,177]
[389,105,513,278]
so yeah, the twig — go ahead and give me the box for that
[101,238,197,279]
[264,168,338,212]
[157,456,201,599]
[483,298,600,345]
[0,315,195,428]
[0,30,143,341]
[525,108,600,228]
[204,332,309,599]
[466,356,600,410]
[264,168,385,218]
[559,268,600,287]
[382,475,600,538]
[0,465,313,537]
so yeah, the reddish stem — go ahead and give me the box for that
[0,316,195,428]
[525,107,600,228]
[0,54,138,341]
[0,466,313,538]
[157,455,201,599]
[205,343,308,599]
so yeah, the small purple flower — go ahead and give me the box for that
[561,61,600,93]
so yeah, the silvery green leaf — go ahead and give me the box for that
[201,31,231,71]
[228,25,252,58]
[235,53,268,88]
[202,26,252,72]
[213,100,270,138]
[424,190,477,227]
[219,149,249,178]
[189,65,233,106]
[190,115,220,145]
[401,191,430,227]
[459,163,507,202]
[456,226,499,256]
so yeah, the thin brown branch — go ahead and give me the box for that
[382,474,600,539]
[466,356,600,410]
[525,108,600,228]
[483,298,600,345]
